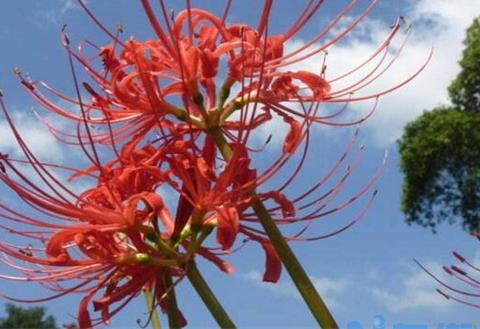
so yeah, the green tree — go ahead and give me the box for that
[448,18,480,112]
[398,17,480,232]
[0,303,58,329]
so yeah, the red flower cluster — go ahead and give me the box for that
[418,233,480,309]
[0,1,429,327]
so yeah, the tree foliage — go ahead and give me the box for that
[448,18,480,112]
[399,108,480,230]
[398,18,480,231]
[0,303,58,329]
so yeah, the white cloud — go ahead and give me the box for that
[242,270,351,308]
[370,261,451,312]
[0,107,92,197]
[284,0,480,147]
[35,0,87,26]
[60,0,80,14]
[0,109,65,163]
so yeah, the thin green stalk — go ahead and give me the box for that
[187,262,237,328]
[164,273,182,329]
[251,198,338,328]
[143,289,162,329]
[207,126,233,160]
[208,126,338,329]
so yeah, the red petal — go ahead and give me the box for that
[199,49,219,80]
[216,207,240,251]
[291,71,331,99]
[282,115,301,154]
[183,45,199,79]
[261,191,296,218]
[78,295,93,329]
[261,242,282,283]
[197,247,234,274]
[271,75,298,99]
[46,230,75,264]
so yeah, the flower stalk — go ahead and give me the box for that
[250,197,338,328]
[164,273,182,329]
[208,126,338,329]
[186,262,236,328]
[143,289,162,329]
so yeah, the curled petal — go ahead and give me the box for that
[282,115,302,154]
[79,294,94,329]
[197,247,235,275]
[216,207,240,251]
[261,241,281,283]
[261,191,296,218]
[271,75,299,99]
[291,71,331,99]
[46,230,75,265]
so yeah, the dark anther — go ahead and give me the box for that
[442,266,453,275]
[83,82,100,97]
[265,134,272,145]
[451,265,467,276]
[19,248,33,257]
[61,24,70,46]
[116,23,124,33]
[0,153,7,174]
[13,68,34,90]
[436,289,450,300]
[453,251,466,262]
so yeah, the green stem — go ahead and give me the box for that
[187,262,237,328]
[143,289,162,329]
[208,126,338,329]
[251,198,338,328]
[164,273,182,329]
[208,126,233,160]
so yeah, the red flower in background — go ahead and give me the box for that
[417,233,480,310]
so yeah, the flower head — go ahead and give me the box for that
[417,233,480,310]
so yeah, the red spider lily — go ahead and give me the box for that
[0,89,381,328]
[0,91,250,327]
[0,0,430,328]
[0,110,183,328]
[417,233,480,309]
[22,0,430,149]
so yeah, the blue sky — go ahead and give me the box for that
[0,0,480,328]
